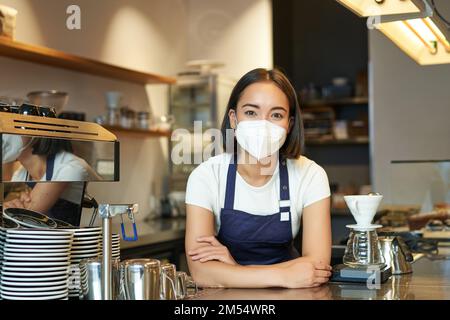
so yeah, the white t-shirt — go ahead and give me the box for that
[185,153,331,238]
[12,151,96,203]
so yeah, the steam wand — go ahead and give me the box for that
[98,204,138,300]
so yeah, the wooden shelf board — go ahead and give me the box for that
[103,126,172,138]
[0,37,176,85]
[305,138,369,145]
[303,97,369,107]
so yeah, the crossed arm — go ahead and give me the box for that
[4,183,69,213]
[185,196,332,289]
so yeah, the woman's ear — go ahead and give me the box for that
[229,109,237,129]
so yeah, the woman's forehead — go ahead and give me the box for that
[238,82,289,109]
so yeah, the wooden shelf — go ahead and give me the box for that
[0,37,176,85]
[103,126,172,138]
[303,96,368,107]
[305,137,369,145]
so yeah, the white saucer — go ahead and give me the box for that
[72,239,100,245]
[6,234,73,240]
[70,248,99,254]
[1,270,67,277]
[3,261,70,267]
[3,247,71,253]
[4,243,72,249]
[1,275,67,282]
[1,279,68,287]
[4,252,70,257]
[5,239,72,244]
[1,292,68,300]
[6,230,73,236]
[346,224,383,231]
[1,265,69,272]
[0,283,68,292]
[65,228,101,232]
[3,255,70,261]
[70,254,99,259]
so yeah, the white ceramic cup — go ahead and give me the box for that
[344,194,383,227]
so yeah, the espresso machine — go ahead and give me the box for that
[331,194,392,284]
[1,104,138,300]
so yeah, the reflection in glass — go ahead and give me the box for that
[389,160,450,212]
[2,134,119,226]
[2,135,118,182]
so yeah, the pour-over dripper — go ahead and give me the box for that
[344,194,383,227]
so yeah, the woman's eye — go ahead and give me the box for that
[271,113,284,119]
[244,110,257,116]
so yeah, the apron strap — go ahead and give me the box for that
[279,158,291,213]
[46,153,56,181]
[224,154,292,212]
[25,153,56,185]
[223,153,238,210]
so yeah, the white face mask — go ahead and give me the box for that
[235,120,287,161]
[2,134,25,163]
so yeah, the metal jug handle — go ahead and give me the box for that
[119,264,129,300]
[160,272,177,300]
[395,236,414,262]
[120,212,138,242]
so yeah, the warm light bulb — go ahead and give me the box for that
[378,17,450,65]
[337,0,421,17]
[407,19,437,43]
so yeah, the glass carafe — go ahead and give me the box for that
[343,228,385,267]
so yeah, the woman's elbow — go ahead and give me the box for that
[188,263,225,288]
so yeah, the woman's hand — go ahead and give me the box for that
[188,236,238,265]
[3,190,32,210]
[3,198,26,209]
[279,259,332,289]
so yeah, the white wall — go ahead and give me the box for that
[0,0,273,226]
[369,26,450,204]
[187,0,273,79]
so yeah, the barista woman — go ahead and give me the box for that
[185,68,332,288]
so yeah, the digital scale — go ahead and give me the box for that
[330,264,392,284]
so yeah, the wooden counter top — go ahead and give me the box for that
[191,256,450,300]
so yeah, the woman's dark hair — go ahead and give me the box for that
[31,138,73,156]
[221,68,304,159]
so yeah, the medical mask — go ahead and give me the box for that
[2,134,31,163]
[235,120,287,161]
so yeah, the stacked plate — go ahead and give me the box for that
[64,227,102,299]
[0,228,73,300]
[111,233,121,260]
[99,233,121,260]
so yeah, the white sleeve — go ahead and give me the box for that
[54,163,89,181]
[185,164,215,213]
[303,164,331,208]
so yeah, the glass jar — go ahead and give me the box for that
[137,111,150,130]
[343,228,385,267]
[107,109,119,126]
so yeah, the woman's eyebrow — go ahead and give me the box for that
[241,103,260,108]
[271,106,288,112]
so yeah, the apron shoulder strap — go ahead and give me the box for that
[46,153,56,181]
[25,153,56,185]
[223,153,237,210]
[279,158,291,213]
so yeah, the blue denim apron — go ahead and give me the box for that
[217,154,298,265]
[26,154,81,226]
